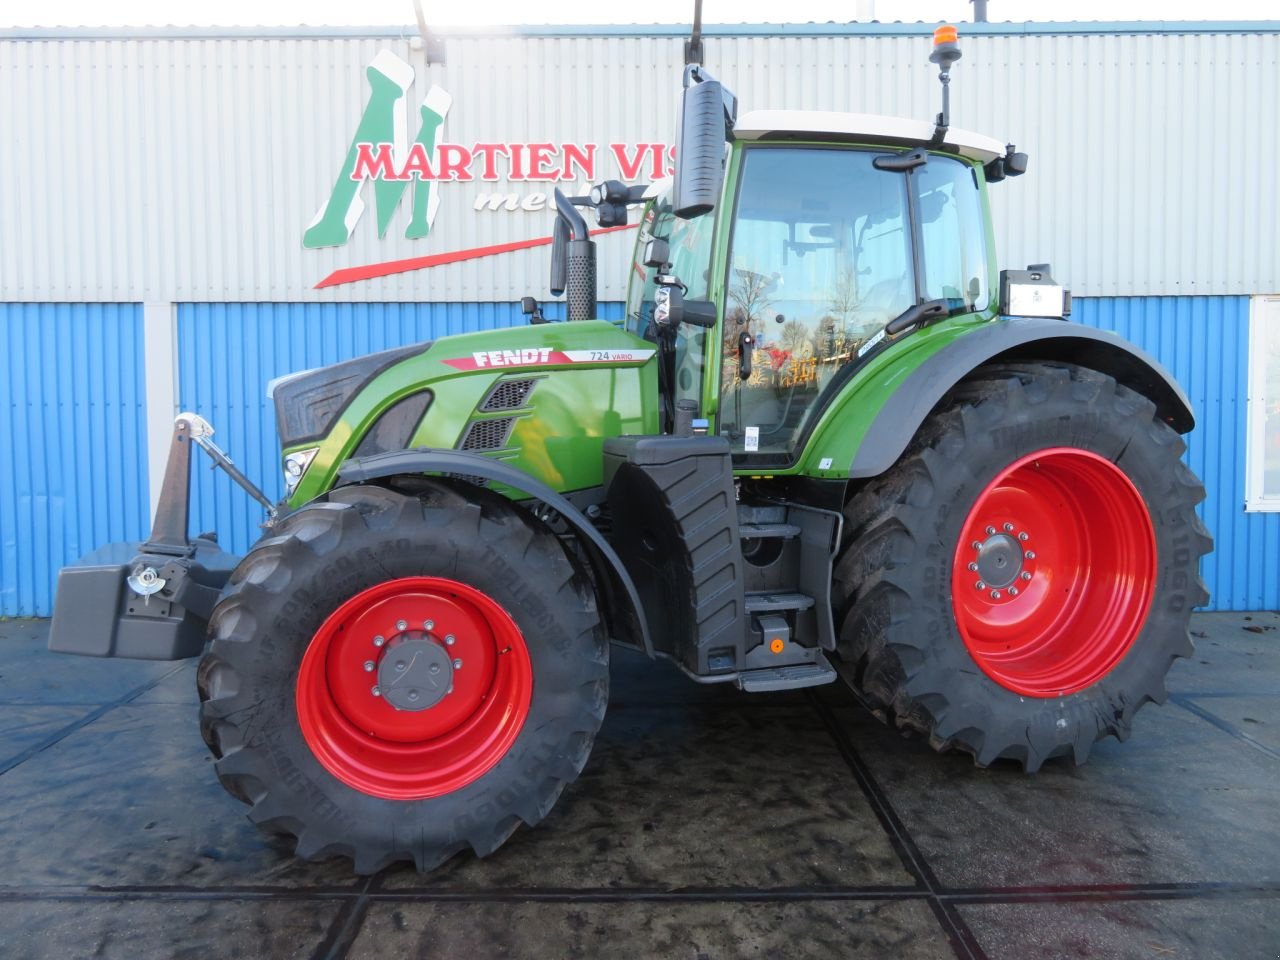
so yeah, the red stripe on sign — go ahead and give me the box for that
[314,224,638,289]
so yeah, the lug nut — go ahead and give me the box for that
[1009,587,1019,596]
[424,619,434,631]
[371,685,381,697]
[396,619,408,631]
[967,562,979,572]
[445,634,456,646]
[972,541,982,550]
[986,526,997,535]
[975,580,986,590]
[453,658,463,669]
[1018,532,1029,542]
[1025,550,1037,560]
[1021,571,1032,581]
[990,590,1001,599]
[363,660,375,672]
[1004,522,1014,532]
[373,635,386,647]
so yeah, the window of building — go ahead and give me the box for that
[1246,295,1280,511]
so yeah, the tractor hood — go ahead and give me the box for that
[271,343,432,450]
[277,319,660,508]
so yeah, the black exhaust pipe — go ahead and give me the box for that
[553,188,596,321]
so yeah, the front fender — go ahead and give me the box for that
[335,448,652,657]
[802,317,1194,481]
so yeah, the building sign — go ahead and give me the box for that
[306,51,667,287]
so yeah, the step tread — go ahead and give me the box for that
[738,654,837,693]
[745,591,815,612]
[738,522,802,539]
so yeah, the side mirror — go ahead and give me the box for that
[673,67,730,219]
[549,217,569,296]
[1004,151,1029,176]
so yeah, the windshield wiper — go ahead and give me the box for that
[885,298,949,336]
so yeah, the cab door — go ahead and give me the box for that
[717,145,990,466]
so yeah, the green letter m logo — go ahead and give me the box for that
[303,51,451,250]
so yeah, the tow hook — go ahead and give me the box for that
[126,566,166,605]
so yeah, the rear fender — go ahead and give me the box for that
[812,317,1194,481]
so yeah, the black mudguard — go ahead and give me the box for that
[335,448,653,656]
[849,317,1195,479]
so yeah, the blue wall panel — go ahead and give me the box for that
[176,302,626,556]
[1073,296,1277,611]
[0,304,150,616]
[0,296,1263,618]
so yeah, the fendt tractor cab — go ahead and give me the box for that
[49,26,1211,873]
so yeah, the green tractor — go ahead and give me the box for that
[50,27,1211,874]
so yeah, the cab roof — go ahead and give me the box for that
[733,109,1006,164]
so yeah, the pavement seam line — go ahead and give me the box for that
[1170,695,1280,762]
[0,883,1278,906]
[810,693,990,960]
[0,662,188,777]
[309,876,374,960]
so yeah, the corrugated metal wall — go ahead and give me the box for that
[177,300,625,555]
[0,296,1266,613]
[0,303,150,616]
[172,295,1267,608]
[1,25,1276,303]
[1075,296,1278,611]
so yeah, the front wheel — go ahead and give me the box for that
[197,481,608,873]
[833,362,1212,770]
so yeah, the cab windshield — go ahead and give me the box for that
[719,146,989,462]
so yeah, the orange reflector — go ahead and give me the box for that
[933,24,958,45]
[769,638,785,654]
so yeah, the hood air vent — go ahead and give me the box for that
[480,378,538,411]
[460,417,516,451]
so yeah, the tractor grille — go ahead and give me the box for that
[480,378,537,411]
[460,416,516,451]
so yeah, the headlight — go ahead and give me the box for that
[282,447,319,496]
[654,286,672,325]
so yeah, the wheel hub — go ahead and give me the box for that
[973,532,1024,589]
[375,632,454,711]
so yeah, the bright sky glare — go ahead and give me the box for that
[2,0,1276,28]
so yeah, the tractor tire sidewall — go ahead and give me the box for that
[201,484,606,868]
[841,366,1207,765]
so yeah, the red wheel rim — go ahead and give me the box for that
[950,448,1156,698]
[295,576,532,800]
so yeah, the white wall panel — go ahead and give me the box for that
[1,25,1276,302]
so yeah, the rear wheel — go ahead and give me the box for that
[833,362,1212,770]
[198,481,607,873]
